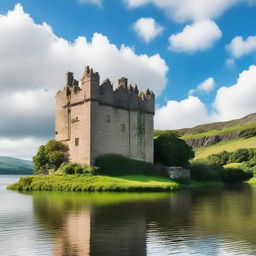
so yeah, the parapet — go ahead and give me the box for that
[56,66,155,114]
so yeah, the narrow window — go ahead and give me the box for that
[106,115,111,123]
[121,124,125,132]
[75,138,79,146]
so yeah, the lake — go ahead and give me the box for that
[1,175,256,256]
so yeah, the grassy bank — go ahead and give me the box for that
[7,175,181,192]
[195,137,256,159]
[7,174,225,192]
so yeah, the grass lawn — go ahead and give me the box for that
[7,174,181,192]
[195,137,256,159]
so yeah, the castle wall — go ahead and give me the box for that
[55,67,155,166]
[91,102,153,164]
[67,101,91,165]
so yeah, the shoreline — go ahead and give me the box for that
[7,175,224,192]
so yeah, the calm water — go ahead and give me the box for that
[1,176,256,255]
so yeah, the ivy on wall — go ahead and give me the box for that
[137,112,146,158]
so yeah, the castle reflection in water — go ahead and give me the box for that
[32,186,256,256]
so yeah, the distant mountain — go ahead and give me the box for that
[0,156,33,175]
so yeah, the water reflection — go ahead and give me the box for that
[2,176,256,256]
[31,186,256,256]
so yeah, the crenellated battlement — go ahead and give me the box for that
[56,66,155,114]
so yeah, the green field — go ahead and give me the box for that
[195,137,256,159]
[8,174,224,192]
[8,175,181,192]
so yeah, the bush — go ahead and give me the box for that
[154,132,194,168]
[190,161,223,181]
[206,151,231,166]
[58,162,96,175]
[95,154,155,176]
[228,148,249,163]
[239,128,256,139]
[221,167,253,183]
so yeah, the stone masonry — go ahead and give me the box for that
[55,66,155,166]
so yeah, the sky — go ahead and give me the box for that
[1,0,256,159]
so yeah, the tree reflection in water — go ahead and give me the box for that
[32,185,256,256]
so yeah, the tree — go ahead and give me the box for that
[32,140,69,174]
[32,145,48,174]
[154,133,194,167]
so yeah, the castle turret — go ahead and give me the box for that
[118,77,128,89]
[66,72,74,87]
[81,66,100,99]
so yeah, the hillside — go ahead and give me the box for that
[154,113,256,159]
[0,156,33,175]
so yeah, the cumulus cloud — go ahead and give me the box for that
[0,4,168,159]
[125,0,248,23]
[133,17,164,43]
[155,66,256,130]
[189,77,215,95]
[214,65,256,121]
[169,20,222,53]
[155,96,212,130]
[226,35,256,58]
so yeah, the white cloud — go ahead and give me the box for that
[169,20,222,53]
[155,66,256,130]
[133,17,163,43]
[0,138,47,160]
[214,65,256,121]
[78,0,102,6]
[0,4,168,159]
[189,77,215,95]
[155,96,212,130]
[226,35,256,58]
[125,0,248,23]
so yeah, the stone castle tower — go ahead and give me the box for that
[55,66,155,165]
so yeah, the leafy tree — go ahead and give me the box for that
[33,140,69,174]
[154,133,194,167]
[48,151,67,170]
[32,145,48,174]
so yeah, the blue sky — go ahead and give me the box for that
[1,0,256,158]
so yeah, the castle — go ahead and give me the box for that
[55,66,155,165]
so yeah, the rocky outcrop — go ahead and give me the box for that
[185,132,238,148]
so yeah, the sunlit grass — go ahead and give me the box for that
[7,174,180,192]
[195,137,256,159]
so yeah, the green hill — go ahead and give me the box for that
[154,113,256,159]
[0,156,33,174]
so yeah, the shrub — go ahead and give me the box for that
[95,154,155,176]
[154,132,194,168]
[190,160,223,181]
[239,128,256,139]
[221,167,253,183]
[228,148,249,163]
[58,162,95,175]
[206,151,231,166]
